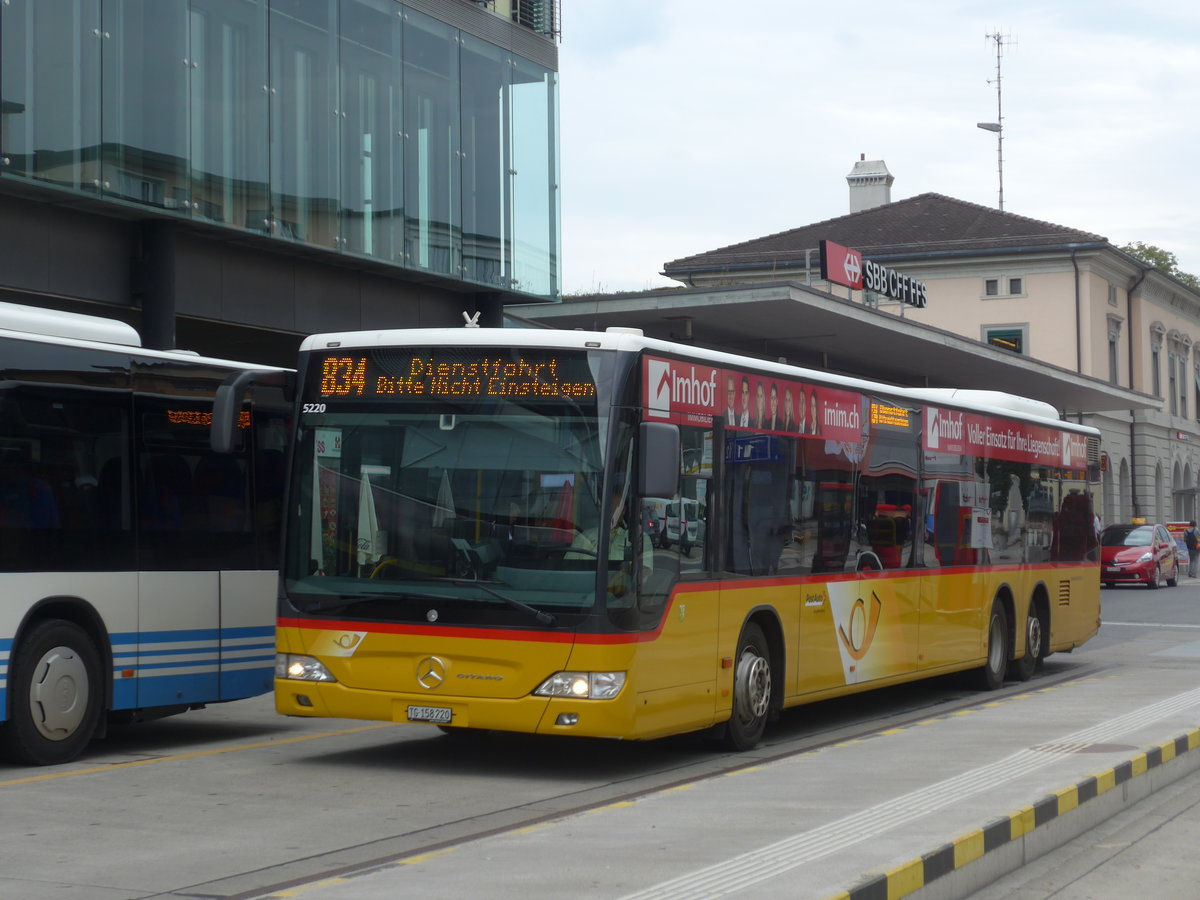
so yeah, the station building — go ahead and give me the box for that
[0,0,560,365]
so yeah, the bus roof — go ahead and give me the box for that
[0,300,141,346]
[0,300,290,374]
[299,325,1097,436]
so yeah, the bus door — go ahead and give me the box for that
[918,476,993,670]
[134,384,274,706]
[631,423,717,733]
[830,405,921,686]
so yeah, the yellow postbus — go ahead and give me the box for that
[249,326,1100,750]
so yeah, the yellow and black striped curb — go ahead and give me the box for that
[828,727,1200,900]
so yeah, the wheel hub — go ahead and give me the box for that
[734,649,770,722]
[29,646,90,742]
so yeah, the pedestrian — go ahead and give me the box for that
[1185,520,1199,578]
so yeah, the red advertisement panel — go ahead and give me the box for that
[643,357,864,443]
[924,405,1089,468]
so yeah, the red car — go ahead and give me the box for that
[1100,522,1179,588]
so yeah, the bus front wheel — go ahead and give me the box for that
[0,619,103,766]
[974,602,1009,691]
[723,622,771,751]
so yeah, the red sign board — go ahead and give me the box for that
[819,240,864,291]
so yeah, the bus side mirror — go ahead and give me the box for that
[638,422,680,498]
[211,369,293,453]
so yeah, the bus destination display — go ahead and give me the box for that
[314,351,597,401]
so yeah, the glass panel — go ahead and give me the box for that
[269,0,339,246]
[189,0,269,231]
[100,0,189,209]
[0,337,133,573]
[460,34,508,287]
[136,394,254,570]
[402,9,459,276]
[339,0,404,261]
[1,0,102,192]
[509,54,557,297]
[725,432,796,576]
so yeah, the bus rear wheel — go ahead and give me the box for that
[974,602,1009,691]
[0,619,103,766]
[723,622,771,751]
[1010,602,1046,682]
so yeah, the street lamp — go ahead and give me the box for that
[977,121,1003,211]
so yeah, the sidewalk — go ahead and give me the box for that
[249,660,1200,900]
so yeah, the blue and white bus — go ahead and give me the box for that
[0,301,290,764]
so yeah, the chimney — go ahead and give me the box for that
[846,154,894,213]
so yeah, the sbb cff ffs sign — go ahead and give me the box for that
[819,240,928,309]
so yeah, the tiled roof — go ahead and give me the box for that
[662,193,1109,274]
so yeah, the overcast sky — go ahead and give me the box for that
[556,0,1200,296]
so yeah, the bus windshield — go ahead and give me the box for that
[284,347,619,626]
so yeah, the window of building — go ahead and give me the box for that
[984,326,1025,354]
[1108,283,1118,307]
[982,276,1024,298]
[1106,316,1123,386]
[1152,344,1162,397]
[1169,352,1178,415]
[1180,353,1189,419]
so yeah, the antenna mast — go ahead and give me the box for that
[977,32,1013,211]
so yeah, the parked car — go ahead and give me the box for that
[663,498,698,555]
[1100,522,1179,588]
[643,498,668,548]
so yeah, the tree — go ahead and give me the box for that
[1121,241,1200,291]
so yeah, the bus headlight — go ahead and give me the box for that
[276,653,337,683]
[534,671,626,700]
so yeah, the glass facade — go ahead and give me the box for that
[0,0,559,299]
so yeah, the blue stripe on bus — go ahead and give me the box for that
[110,642,272,660]
[110,629,222,644]
[222,626,275,639]
[221,667,275,699]
[126,653,274,673]
[109,627,273,646]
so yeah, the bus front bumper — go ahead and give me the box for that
[275,678,638,739]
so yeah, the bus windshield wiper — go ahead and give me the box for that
[300,590,453,614]
[451,580,557,626]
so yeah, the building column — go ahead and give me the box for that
[139,220,177,350]
[472,292,505,328]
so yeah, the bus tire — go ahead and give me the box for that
[0,619,103,766]
[974,602,1009,691]
[1010,601,1046,682]
[723,622,771,751]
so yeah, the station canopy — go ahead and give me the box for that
[508,281,1154,418]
